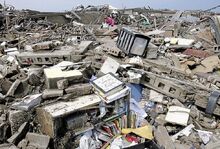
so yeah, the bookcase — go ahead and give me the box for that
[95,86,131,148]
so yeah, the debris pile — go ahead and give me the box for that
[1,3,220,149]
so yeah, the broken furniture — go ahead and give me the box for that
[37,84,131,139]
[117,27,151,57]
[37,94,102,138]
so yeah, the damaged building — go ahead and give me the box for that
[1,2,220,149]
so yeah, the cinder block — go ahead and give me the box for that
[141,73,188,102]
[44,68,82,89]
[9,110,29,134]
[11,94,42,111]
[77,41,93,54]
[16,49,72,65]
[42,89,63,99]
[26,133,50,149]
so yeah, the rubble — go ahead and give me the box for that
[9,110,29,134]
[18,132,50,149]
[42,89,64,99]
[7,122,29,145]
[11,94,42,111]
[44,67,83,89]
[154,126,175,149]
[0,2,220,149]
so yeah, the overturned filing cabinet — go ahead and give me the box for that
[36,94,101,138]
[117,27,151,57]
[36,88,131,138]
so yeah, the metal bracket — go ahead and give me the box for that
[205,91,220,114]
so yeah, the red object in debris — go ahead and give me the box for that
[125,134,139,143]
[105,17,115,26]
[183,49,211,58]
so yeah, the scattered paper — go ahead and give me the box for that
[171,124,195,141]
[197,130,213,144]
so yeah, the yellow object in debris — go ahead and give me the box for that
[122,125,153,140]
[170,38,178,45]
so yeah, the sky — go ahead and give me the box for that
[0,0,219,12]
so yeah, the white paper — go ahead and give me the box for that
[165,106,190,126]
[197,130,213,144]
[130,98,148,118]
[100,57,120,74]
[171,124,195,141]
